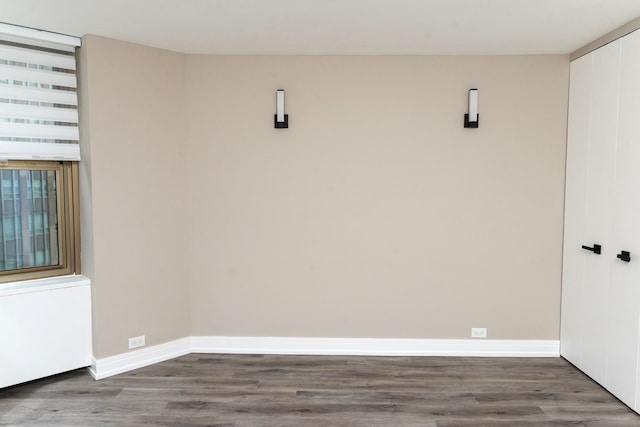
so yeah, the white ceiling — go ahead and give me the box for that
[2,0,640,55]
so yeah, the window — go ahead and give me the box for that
[0,161,79,282]
[0,24,82,283]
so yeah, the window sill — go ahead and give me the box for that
[0,274,90,297]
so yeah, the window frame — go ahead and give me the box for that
[0,160,80,283]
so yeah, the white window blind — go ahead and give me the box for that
[0,23,81,161]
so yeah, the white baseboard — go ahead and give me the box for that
[88,337,191,380]
[90,336,560,380]
[191,336,560,357]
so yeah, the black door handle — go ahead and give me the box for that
[617,251,631,262]
[581,244,602,254]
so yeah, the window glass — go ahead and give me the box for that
[0,168,59,271]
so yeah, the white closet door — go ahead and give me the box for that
[580,39,621,384]
[560,53,593,366]
[607,29,640,410]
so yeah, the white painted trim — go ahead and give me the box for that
[191,336,560,358]
[88,337,191,380]
[90,336,559,380]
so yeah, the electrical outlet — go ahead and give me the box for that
[128,335,145,349]
[471,328,487,338]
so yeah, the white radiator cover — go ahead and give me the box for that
[0,275,92,389]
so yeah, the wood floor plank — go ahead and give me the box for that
[1,354,639,426]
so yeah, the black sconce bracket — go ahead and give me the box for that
[274,114,289,129]
[464,114,479,128]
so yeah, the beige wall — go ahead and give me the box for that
[79,36,569,355]
[186,55,569,340]
[78,36,191,358]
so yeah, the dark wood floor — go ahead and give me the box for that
[1,354,639,426]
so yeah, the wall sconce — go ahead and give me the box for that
[274,89,288,128]
[464,88,479,128]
